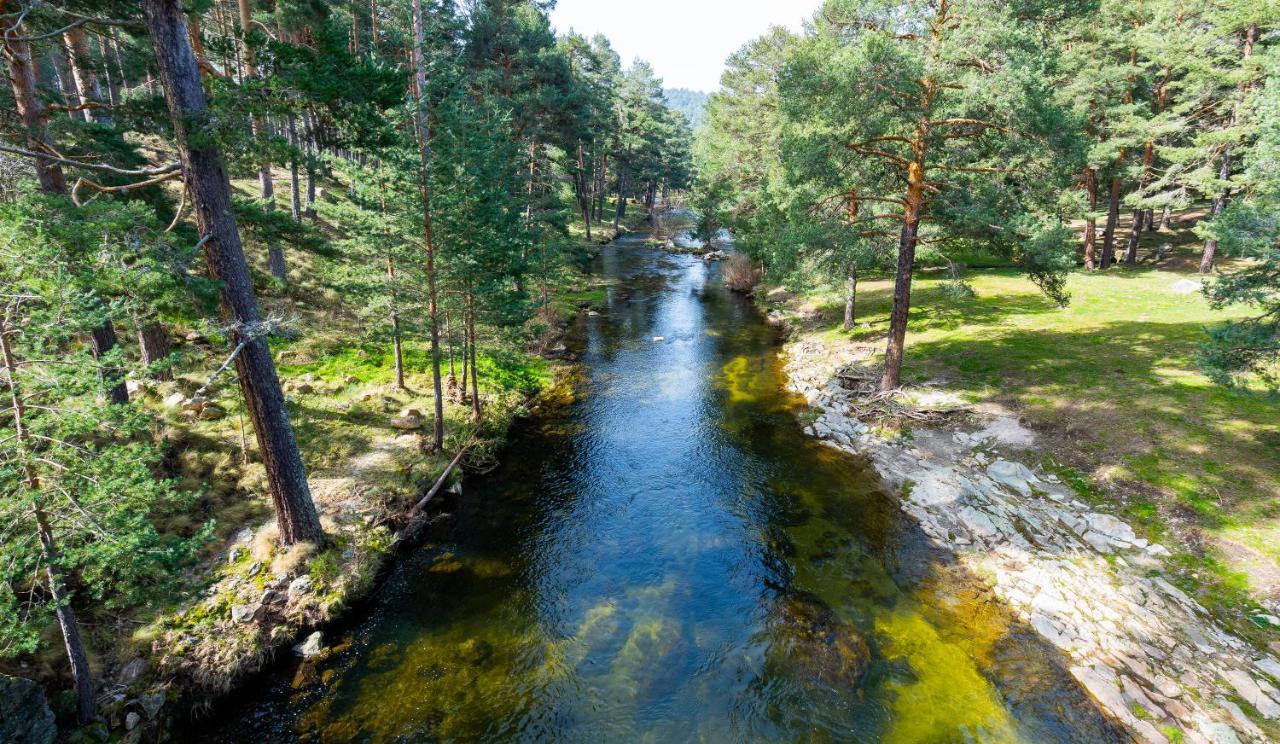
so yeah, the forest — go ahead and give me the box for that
[1,0,1278,742]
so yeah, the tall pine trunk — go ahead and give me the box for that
[881,156,926,391]
[4,20,66,192]
[143,0,324,546]
[843,267,858,331]
[63,26,109,124]
[412,0,446,452]
[1200,24,1256,275]
[1100,175,1121,269]
[1082,167,1098,270]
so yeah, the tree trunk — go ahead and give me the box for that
[109,29,129,92]
[1100,176,1120,269]
[143,0,324,546]
[1200,153,1231,274]
[881,159,925,391]
[1082,167,1098,270]
[63,26,109,124]
[412,0,446,452]
[3,13,67,193]
[1123,207,1145,265]
[97,33,120,107]
[613,170,626,232]
[843,268,858,331]
[1158,204,1172,231]
[47,48,76,120]
[287,116,303,221]
[0,325,98,726]
[468,299,481,420]
[86,319,128,404]
[1200,24,1257,275]
[138,320,173,380]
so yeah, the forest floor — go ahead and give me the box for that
[761,211,1280,639]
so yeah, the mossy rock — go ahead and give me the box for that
[773,591,870,690]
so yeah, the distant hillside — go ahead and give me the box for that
[666,88,710,130]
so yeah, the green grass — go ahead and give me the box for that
[792,261,1280,604]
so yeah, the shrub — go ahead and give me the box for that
[723,254,761,293]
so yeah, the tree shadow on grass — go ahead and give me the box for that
[905,320,1280,528]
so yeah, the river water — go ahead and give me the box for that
[198,214,1120,742]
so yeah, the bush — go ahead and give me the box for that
[723,254,761,293]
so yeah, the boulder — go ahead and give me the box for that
[116,658,149,687]
[287,575,314,601]
[125,711,141,731]
[138,692,165,720]
[294,631,325,659]
[0,675,56,744]
[197,405,227,421]
[162,392,187,409]
[391,414,424,431]
[231,604,256,623]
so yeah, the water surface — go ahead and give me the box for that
[200,214,1119,742]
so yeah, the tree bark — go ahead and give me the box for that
[1200,24,1257,275]
[0,324,98,726]
[613,170,626,232]
[63,26,109,124]
[1100,175,1120,269]
[881,157,925,391]
[1082,167,1098,270]
[468,297,481,420]
[137,320,173,380]
[412,0,446,452]
[843,268,857,331]
[143,0,324,546]
[89,319,129,404]
[3,10,67,193]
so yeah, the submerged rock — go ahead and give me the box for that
[774,592,870,690]
[0,675,56,744]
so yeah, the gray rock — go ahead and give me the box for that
[231,604,256,623]
[987,460,1039,495]
[287,575,313,601]
[294,631,325,659]
[117,657,149,686]
[138,692,165,720]
[1084,513,1138,546]
[0,675,56,744]
[125,711,141,731]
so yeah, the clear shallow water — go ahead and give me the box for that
[196,214,1121,743]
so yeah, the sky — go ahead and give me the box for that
[548,0,823,92]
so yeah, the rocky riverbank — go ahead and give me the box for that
[783,334,1280,744]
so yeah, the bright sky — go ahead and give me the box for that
[549,0,823,92]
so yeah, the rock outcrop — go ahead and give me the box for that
[785,337,1280,744]
[0,675,56,744]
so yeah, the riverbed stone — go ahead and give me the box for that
[294,631,325,659]
[0,675,56,744]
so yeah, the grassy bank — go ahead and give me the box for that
[766,250,1280,633]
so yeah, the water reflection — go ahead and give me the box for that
[195,214,1120,743]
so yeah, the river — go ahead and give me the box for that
[196,212,1121,742]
